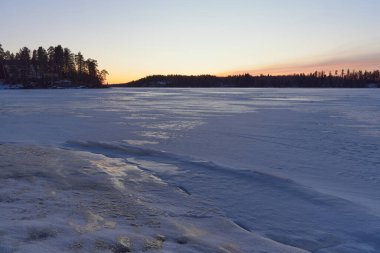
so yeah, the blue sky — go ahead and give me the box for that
[1,0,380,83]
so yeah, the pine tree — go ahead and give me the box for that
[0,44,5,62]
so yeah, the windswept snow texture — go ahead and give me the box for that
[1,88,380,252]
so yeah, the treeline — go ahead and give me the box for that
[0,44,108,88]
[121,71,380,88]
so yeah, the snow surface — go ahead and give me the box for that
[0,84,23,89]
[0,88,380,252]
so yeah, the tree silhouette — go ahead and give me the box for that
[63,48,75,75]
[54,45,64,78]
[0,44,5,62]
[18,47,31,82]
[75,52,85,75]
[99,69,109,84]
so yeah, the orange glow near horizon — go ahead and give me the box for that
[220,55,380,77]
[107,75,131,85]
[105,70,149,84]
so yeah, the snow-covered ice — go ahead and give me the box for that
[1,144,298,253]
[0,88,379,252]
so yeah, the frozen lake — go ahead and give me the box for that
[0,88,379,252]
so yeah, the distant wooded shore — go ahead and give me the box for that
[115,72,380,88]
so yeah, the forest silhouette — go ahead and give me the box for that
[120,71,380,88]
[0,44,108,88]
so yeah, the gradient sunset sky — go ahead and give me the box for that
[2,0,380,83]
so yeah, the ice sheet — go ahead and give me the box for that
[1,88,380,252]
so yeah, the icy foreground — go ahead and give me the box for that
[0,144,301,252]
[1,88,380,252]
